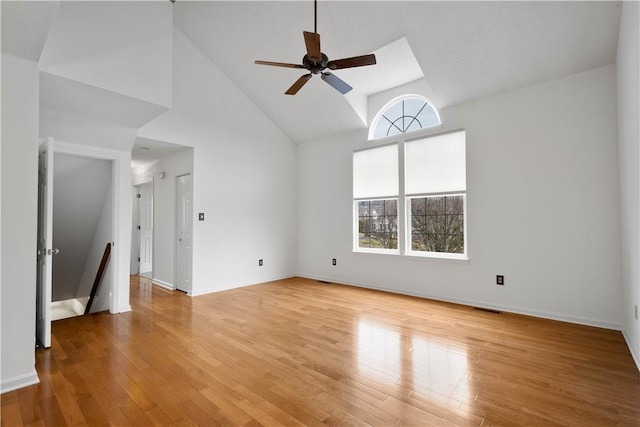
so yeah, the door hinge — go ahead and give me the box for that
[137,225,141,230]
[137,194,141,198]
[138,257,141,262]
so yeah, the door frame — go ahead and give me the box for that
[134,180,154,276]
[53,141,132,314]
[130,185,140,275]
[175,173,193,294]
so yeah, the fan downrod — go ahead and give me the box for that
[254,0,376,95]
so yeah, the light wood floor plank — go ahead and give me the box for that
[2,276,639,426]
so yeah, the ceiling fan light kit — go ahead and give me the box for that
[255,0,377,95]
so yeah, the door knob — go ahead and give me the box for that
[47,248,60,255]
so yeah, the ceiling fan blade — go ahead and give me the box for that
[255,60,305,69]
[321,72,352,94]
[285,74,313,95]
[303,31,321,61]
[327,54,377,70]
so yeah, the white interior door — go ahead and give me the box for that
[36,138,54,348]
[176,174,193,293]
[130,187,140,275]
[138,182,153,274]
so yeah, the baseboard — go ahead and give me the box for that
[1,370,39,394]
[622,329,640,373]
[112,304,132,314]
[190,273,296,297]
[152,278,175,291]
[297,274,621,331]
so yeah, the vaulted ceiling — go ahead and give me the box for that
[2,1,622,146]
[173,1,621,143]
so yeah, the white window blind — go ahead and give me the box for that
[405,131,466,195]
[353,144,398,199]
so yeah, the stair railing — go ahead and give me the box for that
[84,242,112,315]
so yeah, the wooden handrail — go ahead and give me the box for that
[84,243,112,315]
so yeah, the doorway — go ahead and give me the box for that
[175,174,193,293]
[130,142,194,293]
[136,181,153,278]
[51,153,112,321]
[37,138,130,348]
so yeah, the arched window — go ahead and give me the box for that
[369,95,441,140]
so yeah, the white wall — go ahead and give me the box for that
[40,108,138,153]
[52,154,111,301]
[40,1,173,108]
[298,64,621,329]
[617,1,640,369]
[1,53,40,392]
[138,28,297,295]
[77,182,113,314]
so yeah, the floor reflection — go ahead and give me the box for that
[357,319,471,406]
[357,320,401,381]
[411,335,470,405]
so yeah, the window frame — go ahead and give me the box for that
[369,94,442,141]
[353,197,400,254]
[353,127,468,261]
[406,192,467,260]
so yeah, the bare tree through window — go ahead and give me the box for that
[410,195,464,253]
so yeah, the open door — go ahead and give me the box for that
[36,137,55,348]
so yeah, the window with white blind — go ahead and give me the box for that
[353,144,399,252]
[353,130,467,258]
[406,131,466,256]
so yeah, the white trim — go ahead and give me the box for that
[1,370,39,394]
[152,278,175,291]
[189,274,295,297]
[174,173,193,295]
[117,304,132,313]
[53,141,131,315]
[398,139,406,254]
[353,247,400,256]
[354,130,467,259]
[353,198,400,253]
[298,274,621,331]
[369,94,441,141]
[405,193,467,259]
[351,250,469,264]
[622,329,640,373]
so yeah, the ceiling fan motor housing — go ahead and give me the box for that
[303,53,329,74]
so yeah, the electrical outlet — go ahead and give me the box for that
[258,259,263,266]
[635,304,638,320]
[496,275,504,286]
[332,258,337,266]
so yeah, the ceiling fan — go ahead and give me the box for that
[254,0,376,95]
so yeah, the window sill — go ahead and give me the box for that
[352,250,469,264]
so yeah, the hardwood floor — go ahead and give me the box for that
[2,276,639,426]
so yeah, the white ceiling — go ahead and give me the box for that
[1,1,622,146]
[173,1,621,143]
[1,0,59,61]
[131,137,190,169]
